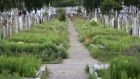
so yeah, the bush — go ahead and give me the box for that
[90,18,98,26]
[57,9,66,21]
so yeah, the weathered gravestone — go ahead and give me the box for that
[111,17,115,28]
[132,18,138,36]
[125,14,129,33]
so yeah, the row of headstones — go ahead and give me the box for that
[0,7,57,39]
[0,9,44,38]
[80,5,140,38]
[121,5,139,14]
[99,13,140,37]
[65,6,79,17]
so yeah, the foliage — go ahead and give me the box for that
[57,9,66,21]
[0,72,21,79]
[90,19,98,26]
[95,69,105,77]
[0,0,48,12]
[103,56,140,79]
[0,55,42,78]
[88,73,96,79]
[73,17,140,62]
[51,0,82,7]
[83,0,100,13]
[101,0,122,14]
[0,19,69,63]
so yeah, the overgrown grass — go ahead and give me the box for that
[92,56,140,79]
[0,19,69,63]
[0,55,42,78]
[73,17,140,62]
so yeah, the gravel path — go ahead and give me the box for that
[47,19,100,79]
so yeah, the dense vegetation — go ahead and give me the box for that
[73,17,140,62]
[73,17,140,79]
[0,0,81,11]
[83,0,140,14]
[0,55,41,78]
[51,0,82,7]
[0,19,69,63]
[86,56,140,79]
[57,9,66,21]
[90,56,140,79]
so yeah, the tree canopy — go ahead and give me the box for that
[83,0,140,14]
[0,0,50,12]
[1,0,140,14]
[51,0,82,7]
[101,0,122,14]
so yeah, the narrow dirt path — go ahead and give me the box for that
[47,19,100,79]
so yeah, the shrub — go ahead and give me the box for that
[57,9,66,21]
[90,18,98,26]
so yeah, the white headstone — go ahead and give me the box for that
[132,18,137,36]
[15,16,18,33]
[125,14,128,33]
[111,17,115,28]
[19,16,23,31]
[118,17,121,30]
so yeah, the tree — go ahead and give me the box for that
[0,0,49,12]
[100,0,122,15]
[51,0,82,7]
[0,0,16,12]
[83,0,102,15]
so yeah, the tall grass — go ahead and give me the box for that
[0,55,42,78]
[73,17,140,62]
[0,19,69,63]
